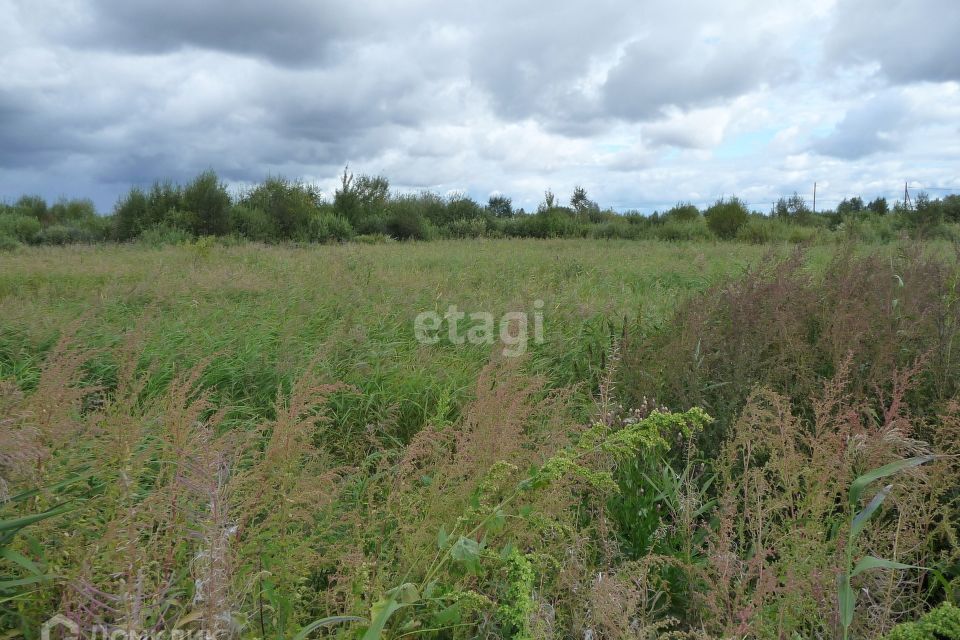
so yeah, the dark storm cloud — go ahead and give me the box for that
[64,0,380,66]
[826,0,960,83]
[0,0,958,211]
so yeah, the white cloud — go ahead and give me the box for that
[0,0,958,211]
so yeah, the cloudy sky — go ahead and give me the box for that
[1,0,958,213]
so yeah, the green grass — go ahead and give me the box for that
[8,238,950,639]
[0,240,773,442]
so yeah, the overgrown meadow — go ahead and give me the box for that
[2,238,959,639]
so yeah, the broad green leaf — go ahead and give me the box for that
[450,536,481,574]
[850,486,891,540]
[838,575,856,629]
[487,509,506,534]
[437,525,448,550]
[0,548,42,576]
[391,582,420,605]
[363,596,405,640]
[0,575,48,590]
[849,455,935,506]
[850,556,920,578]
[433,601,463,626]
[293,616,366,640]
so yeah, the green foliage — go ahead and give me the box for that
[774,191,813,224]
[182,170,232,236]
[242,176,320,239]
[487,194,513,218]
[498,549,535,639]
[136,222,193,247]
[0,215,41,244]
[306,211,355,243]
[839,456,935,639]
[665,202,701,222]
[231,204,276,242]
[884,602,960,640]
[705,196,749,239]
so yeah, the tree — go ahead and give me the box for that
[665,202,700,222]
[537,189,557,213]
[183,170,232,236]
[706,197,749,239]
[774,192,812,224]
[243,177,319,239]
[867,197,889,216]
[836,196,865,218]
[487,195,513,218]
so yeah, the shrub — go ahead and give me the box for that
[655,217,713,241]
[589,219,644,239]
[446,217,487,238]
[0,234,20,251]
[665,202,701,222]
[13,195,49,222]
[518,208,584,238]
[113,187,150,240]
[386,206,433,240]
[353,233,390,244]
[241,177,320,239]
[231,205,276,242]
[884,602,960,639]
[705,197,749,239]
[49,198,97,222]
[487,194,513,218]
[0,214,42,243]
[36,225,84,245]
[137,222,193,247]
[306,212,354,243]
[620,246,960,456]
[182,170,232,236]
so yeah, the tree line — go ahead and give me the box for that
[2,168,959,248]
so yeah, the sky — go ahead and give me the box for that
[1,0,959,213]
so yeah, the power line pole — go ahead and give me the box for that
[904,181,912,209]
[813,182,817,214]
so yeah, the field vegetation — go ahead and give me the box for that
[2,170,960,251]
[1,236,959,639]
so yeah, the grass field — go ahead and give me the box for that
[2,239,958,639]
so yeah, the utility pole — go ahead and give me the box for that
[812,182,817,214]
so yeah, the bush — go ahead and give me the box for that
[353,233,390,244]
[231,205,276,242]
[182,170,232,236]
[705,197,749,239]
[0,234,20,251]
[36,225,85,245]
[13,195,49,222]
[665,202,701,222]
[620,246,960,455]
[386,205,434,240]
[446,217,487,238]
[884,602,960,640]
[0,214,42,243]
[49,198,97,222]
[137,223,193,247]
[306,212,354,243]
[589,219,644,239]
[517,208,585,238]
[241,177,320,239]
[655,217,713,241]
